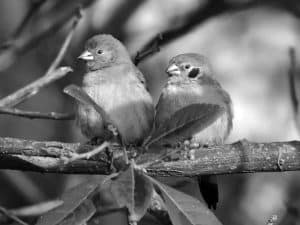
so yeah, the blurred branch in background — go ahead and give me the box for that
[139,0,300,62]
[134,34,162,65]
[288,47,300,134]
[11,0,46,39]
[0,8,83,121]
[0,7,82,108]
[0,137,300,176]
[0,0,94,72]
[88,0,145,37]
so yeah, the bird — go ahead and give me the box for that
[76,34,154,145]
[155,53,233,209]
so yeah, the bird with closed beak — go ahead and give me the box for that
[155,53,233,209]
[77,34,154,145]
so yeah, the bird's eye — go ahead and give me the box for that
[188,68,199,78]
[97,49,103,54]
[184,64,191,69]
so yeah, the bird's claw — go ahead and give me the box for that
[108,124,118,136]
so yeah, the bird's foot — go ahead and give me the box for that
[182,140,206,160]
[87,136,106,146]
[107,124,119,137]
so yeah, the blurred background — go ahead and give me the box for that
[0,0,300,224]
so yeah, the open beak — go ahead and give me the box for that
[78,50,94,61]
[166,64,180,77]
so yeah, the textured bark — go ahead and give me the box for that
[0,137,299,176]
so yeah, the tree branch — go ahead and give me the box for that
[0,137,299,176]
[0,107,74,120]
[0,67,72,108]
[11,0,47,38]
[0,0,94,72]
[0,7,82,108]
[288,47,300,134]
[138,0,300,62]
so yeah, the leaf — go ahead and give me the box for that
[110,162,154,223]
[63,84,112,126]
[35,179,105,225]
[110,164,134,211]
[149,177,223,225]
[144,104,224,147]
[55,199,95,225]
[11,200,64,217]
[131,169,154,222]
[64,84,122,143]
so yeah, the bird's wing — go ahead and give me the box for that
[198,75,233,136]
[218,88,233,136]
[134,68,147,85]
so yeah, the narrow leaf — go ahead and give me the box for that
[149,177,223,225]
[63,84,112,125]
[110,164,134,211]
[35,179,104,225]
[131,170,153,222]
[145,104,224,147]
[64,84,122,143]
[110,163,154,223]
[55,199,95,225]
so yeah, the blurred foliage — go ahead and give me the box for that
[0,0,300,224]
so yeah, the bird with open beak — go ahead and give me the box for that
[76,34,154,145]
[155,53,233,209]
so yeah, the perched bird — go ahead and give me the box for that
[155,53,233,209]
[76,34,154,145]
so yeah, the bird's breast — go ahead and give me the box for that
[79,75,153,144]
[156,82,232,145]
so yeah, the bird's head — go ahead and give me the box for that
[78,34,131,71]
[166,53,212,81]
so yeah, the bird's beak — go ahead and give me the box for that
[78,50,94,61]
[166,64,180,77]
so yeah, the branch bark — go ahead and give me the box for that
[0,137,299,176]
[0,107,74,120]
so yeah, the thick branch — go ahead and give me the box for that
[0,137,299,176]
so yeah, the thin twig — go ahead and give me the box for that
[0,107,75,120]
[288,47,300,134]
[12,0,46,38]
[0,8,81,108]
[137,1,300,63]
[288,48,298,114]
[134,34,162,65]
[0,66,73,108]
[45,8,82,75]
[65,141,110,163]
[0,206,29,225]
[0,0,94,72]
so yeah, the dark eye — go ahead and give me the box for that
[97,49,103,54]
[184,64,191,69]
[188,68,199,78]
